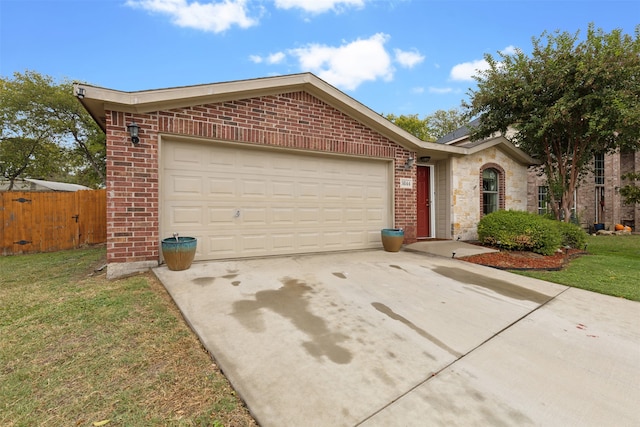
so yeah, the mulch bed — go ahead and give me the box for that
[460,248,587,271]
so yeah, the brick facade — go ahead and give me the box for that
[105,91,416,266]
[527,150,639,231]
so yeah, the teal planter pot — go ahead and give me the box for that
[381,228,404,252]
[161,236,197,271]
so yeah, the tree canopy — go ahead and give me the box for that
[464,24,640,221]
[0,71,105,189]
[385,108,466,142]
[619,172,640,205]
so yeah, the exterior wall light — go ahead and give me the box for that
[76,87,86,98]
[127,122,140,145]
[404,155,415,170]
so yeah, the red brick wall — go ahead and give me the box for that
[105,91,416,264]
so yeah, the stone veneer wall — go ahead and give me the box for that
[104,91,416,277]
[451,146,529,240]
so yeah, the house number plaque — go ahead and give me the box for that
[399,178,413,189]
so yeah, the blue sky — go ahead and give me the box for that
[1,0,638,116]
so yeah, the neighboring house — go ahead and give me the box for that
[75,73,537,278]
[440,119,640,232]
[0,178,91,192]
[527,150,640,232]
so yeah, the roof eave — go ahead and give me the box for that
[466,136,540,165]
[73,73,467,157]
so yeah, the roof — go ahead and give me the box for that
[74,72,537,164]
[0,178,92,192]
[436,117,482,145]
[436,117,539,165]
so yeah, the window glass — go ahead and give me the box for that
[482,168,498,214]
[538,186,548,215]
[594,153,604,185]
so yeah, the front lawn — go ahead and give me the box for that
[0,247,256,427]
[514,234,640,301]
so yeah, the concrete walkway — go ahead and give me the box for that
[154,247,640,426]
[405,240,498,258]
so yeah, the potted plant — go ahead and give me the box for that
[161,233,197,271]
[381,228,404,252]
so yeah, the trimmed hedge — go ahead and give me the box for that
[556,221,587,249]
[477,210,562,255]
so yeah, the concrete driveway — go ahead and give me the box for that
[153,249,640,426]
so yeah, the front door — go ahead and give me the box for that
[417,166,431,238]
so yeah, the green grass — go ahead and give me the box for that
[0,247,256,427]
[514,234,640,301]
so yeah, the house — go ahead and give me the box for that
[75,73,537,279]
[527,150,640,232]
[0,178,91,192]
[439,119,640,232]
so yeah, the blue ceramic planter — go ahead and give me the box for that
[381,228,404,252]
[161,236,197,271]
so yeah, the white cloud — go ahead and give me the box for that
[394,49,424,69]
[500,45,517,55]
[274,0,365,14]
[249,52,285,64]
[125,0,258,33]
[449,59,489,81]
[449,45,516,81]
[266,52,286,64]
[411,86,424,94]
[428,87,454,94]
[288,33,393,91]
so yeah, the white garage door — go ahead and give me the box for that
[161,139,391,261]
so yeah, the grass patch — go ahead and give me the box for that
[514,234,640,301]
[0,247,256,427]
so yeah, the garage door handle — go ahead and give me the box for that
[234,210,240,218]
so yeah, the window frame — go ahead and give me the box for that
[479,163,505,218]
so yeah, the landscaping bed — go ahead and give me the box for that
[461,248,587,270]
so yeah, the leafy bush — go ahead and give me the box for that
[477,210,562,255]
[556,221,587,249]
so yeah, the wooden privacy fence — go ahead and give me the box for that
[0,189,106,256]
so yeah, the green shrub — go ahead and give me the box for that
[477,210,562,255]
[556,221,587,249]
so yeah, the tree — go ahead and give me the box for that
[619,172,640,205]
[386,109,467,142]
[425,108,467,140]
[464,24,640,221]
[385,113,432,141]
[0,137,66,189]
[0,71,106,188]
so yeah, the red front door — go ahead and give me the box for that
[417,166,431,238]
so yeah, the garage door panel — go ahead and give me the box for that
[367,208,385,222]
[299,182,321,199]
[323,208,343,223]
[240,179,268,198]
[162,139,390,261]
[170,175,203,195]
[272,207,295,224]
[172,146,203,166]
[272,233,296,251]
[242,208,268,225]
[298,208,320,223]
[208,235,237,256]
[209,177,236,196]
[170,207,203,225]
[272,181,295,198]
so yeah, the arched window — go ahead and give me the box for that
[482,168,499,214]
[480,164,505,216]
